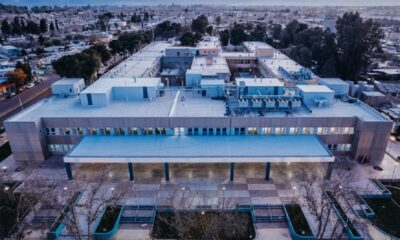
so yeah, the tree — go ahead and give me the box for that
[109,39,123,54]
[219,30,230,46]
[154,21,183,40]
[191,15,208,34]
[12,17,22,35]
[25,21,40,35]
[143,12,150,22]
[15,61,32,82]
[206,25,213,35]
[7,68,27,88]
[280,20,308,48]
[60,167,130,239]
[55,19,59,30]
[131,12,139,23]
[215,16,221,25]
[230,24,247,45]
[180,32,198,47]
[85,44,111,64]
[38,34,46,46]
[336,12,384,81]
[249,24,266,42]
[49,21,55,31]
[154,185,251,239]
[297,167,369,239]
[52,51,102,83]
[1,20,11,35]
[39,18,47,33]
[0,173,59,240]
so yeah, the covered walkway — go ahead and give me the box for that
[63,135,334,181]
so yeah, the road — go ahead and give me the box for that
[0,73,60,127]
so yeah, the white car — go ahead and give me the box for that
[26,83,35,89]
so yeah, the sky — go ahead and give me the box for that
[2,0,400,6]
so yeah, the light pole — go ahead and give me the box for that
[391,163,398,180]
[220,186,226,209]
[291,186,296,204]
[388,136,396,156]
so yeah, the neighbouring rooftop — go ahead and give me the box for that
[236,77,284,87]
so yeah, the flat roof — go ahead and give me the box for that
[52,78,83,86]
[102,41,171,78]
[80,77,161,94]
[190,56,230,72]
[319,78,349,85]
[298,85,334,93]
[200,79,226,86]
[64,135,334,163]
[362,91,385,97]
[236,78,284,87]
[243,41,273,52]
[6,90,389,122]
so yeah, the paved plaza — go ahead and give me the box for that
[1,140,400,240]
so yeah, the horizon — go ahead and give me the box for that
[2,0,400,7]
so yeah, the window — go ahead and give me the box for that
[64,128,71,135]
[119,128,125,136]
[87,94,93,105]
[222,128,227,135]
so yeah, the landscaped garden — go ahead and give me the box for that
[151,210,256,240]
[364,180,400,238]
[284,204,314,237]
[0,142,11,163]
[325,191,361,238]
[95,206,123,233]
[0,181,29,238]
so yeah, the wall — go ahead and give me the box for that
[4,119,49,165]
[351,119,392,164]
[7,115,392,165]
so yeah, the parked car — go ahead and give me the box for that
[26,83,35,89]
[6,92,16,99]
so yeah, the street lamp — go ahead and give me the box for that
[389,136,396,156]
[291,186,297,204]
[391,163,399,180]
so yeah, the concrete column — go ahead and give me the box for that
[326,162,334,180]
[65,163,73,180]
[164,163,170,181]
[265,162,271,181]
[128,163,134,181]
[230,162,235,181]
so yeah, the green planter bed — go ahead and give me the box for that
[94,206,123,240]
[283,204,315,240]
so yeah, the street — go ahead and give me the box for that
[0,73,60,126]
